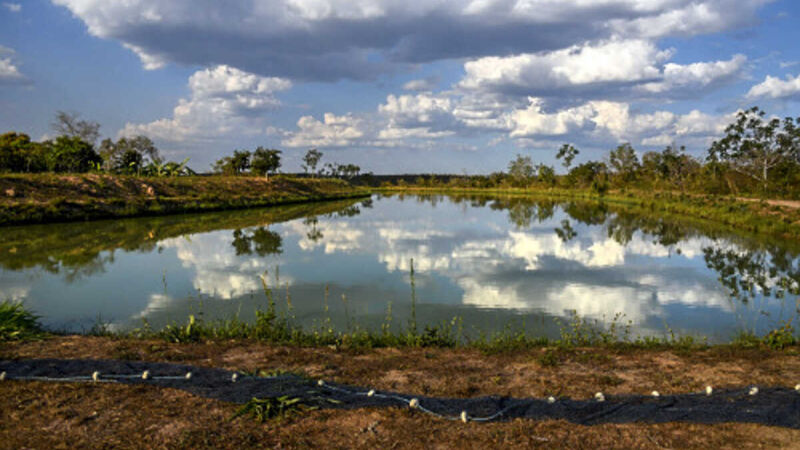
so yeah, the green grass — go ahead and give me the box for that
[0,301,43,341]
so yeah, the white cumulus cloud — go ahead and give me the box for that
[746,73,800,101]
[120,65,291,143]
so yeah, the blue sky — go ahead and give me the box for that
[1,0,800,174]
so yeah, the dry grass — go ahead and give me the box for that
[2,336,800,448]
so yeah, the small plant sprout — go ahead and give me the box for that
[409,398,420,409]
[651,391,660,398]
[231,373,238,383]
[460,411,468,423]
[92,371,100,382]
[594,392,605,402]
[749,386,759,396]
[706,386,713,396]
[317,379,325,387]
[367,389,375,397]
[141,370,150,380]
[547,396,556,404]
[185,372,192,380]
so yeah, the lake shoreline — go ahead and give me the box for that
[2,335,799,448]
[378,186,800,240]
[0,174,370,226]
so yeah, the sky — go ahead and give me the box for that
[1,0,800,174]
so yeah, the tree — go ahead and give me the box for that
[251,147,282,179]
[100,135,161,173]
[48,136,102,173]
[51,111,101,145]
[535,164,556,186]
[608,143,640,182]
[302,148,323,177]
[0,132,31,172]
[213,150,251,175]
[556,144,579,170]
[708,106,800,192]
[507,154,534,187]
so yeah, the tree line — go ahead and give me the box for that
[0,112,192,176]
[212,147,361,180]
[405,106,800,198]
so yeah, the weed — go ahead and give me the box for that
[0,301,42,341]
[231,396,315,423]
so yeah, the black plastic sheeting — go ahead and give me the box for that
[2,359,800,428]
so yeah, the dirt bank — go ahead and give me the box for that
[0,174,368,225]
[2,336,799,448]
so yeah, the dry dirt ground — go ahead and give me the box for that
[2,336,800,449]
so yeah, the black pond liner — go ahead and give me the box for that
[2,359,800,428]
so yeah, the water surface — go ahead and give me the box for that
[1,194,798,342]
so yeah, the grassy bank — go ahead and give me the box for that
[377,186,800,240]
[0,173,368,225]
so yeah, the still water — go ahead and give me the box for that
[1,194,798,342]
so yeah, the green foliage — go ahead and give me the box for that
[0,301,43,341]
[608,143,640,182]
[251,147,282,178]
[48,136,102,173]
[214,150,252,175]
[507,154,534,187]
[231,396,315,423]
[302,148,323,176]
[709,106,800,191]
[556,143,579,169]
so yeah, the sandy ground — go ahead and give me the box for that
[2,336,800,449]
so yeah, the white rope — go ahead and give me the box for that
[316,380,516,422]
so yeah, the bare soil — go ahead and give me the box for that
[2,337,800,448]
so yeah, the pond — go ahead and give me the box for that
[1,193,799,343]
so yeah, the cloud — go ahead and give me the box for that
[637,54,747,97]
[403,76,440,92]
[459,39,746,100]
[509,98,733,148]
[282,113,366,148]
[378,93,459,139]
[120,65,291,143]
[2,2,20,12]
[0,45,26,84]
[746,73,800,101]
[52,0,768,81]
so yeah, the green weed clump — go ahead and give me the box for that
[231,396,315,423]
[0,301,43,341]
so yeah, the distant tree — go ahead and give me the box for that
[0,132,31,172]
[251,147,282,179]
[302,148,323,177]
[556,144,579,170]
[51,111,101,145]
[566,161,608,189]
[213,150,251,175]
[48,136,102,173]
[608,143,640,182]
[535,164,556,186]
[507,154,534,187]
[708,106,800,192]
[340,163,361,179]
[100,135,161,173]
